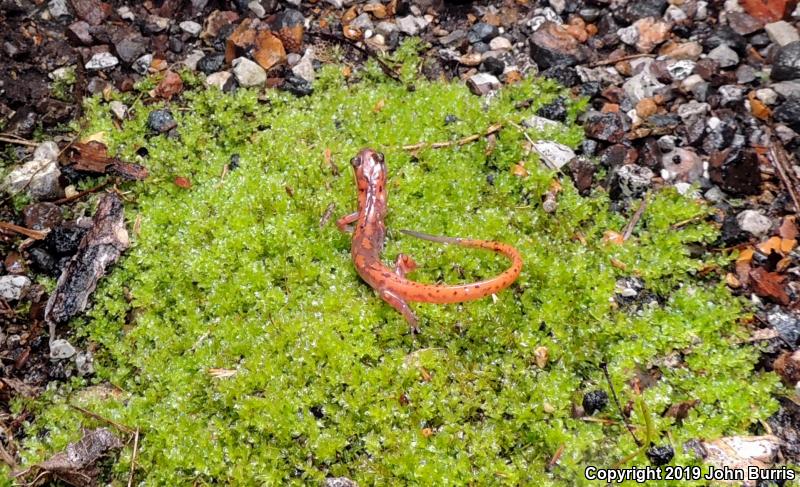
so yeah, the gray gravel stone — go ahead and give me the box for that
[4,158,62,200]
[50,338,76,359]
[766,20,800,47]
[232,57,266,87]
[85,52,119,70]
[0,275,30,301]
[736,209,772,236]
[707,44,739,68]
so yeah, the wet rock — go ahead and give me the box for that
[709,149,761,196]
[467,73,501,95]
[568,157,596,195]
[291,47,316,82]
[84,52,119,71]
[623,66,666,104]
[280,74,313,96]
[76,351,94,376]
[489,36,512,51]
[197,53,226,75]
[707,44,739,68]
[396,15,428,36]
[771,41,800,81]
[646,445,675,466]
[4,158,62,200]
[23,202,62,230]
[205,71,235,91]
[727,12,764,35]
[769,308,800,345]
[67,21,93,45]
[132,54,153,75]
[774,99,800,131]
[537,97,568,122]
[766,20,800,46]
[609,164,654,199]
[232,57,266,87]
[582,389,608,415]
[585,111,627,142]
[737,209,772,236]
[147,109,177,133]
[703,25,747,54]
[179,21,202,37]
[468,22,498,44]
[541,65,579,86]
[529,21,590,69]
[46,224,87,256]
[28,247,59,276]
[481,56,505,75]
[114,34,147,65]
[532,140,576,169]
[0,275,30,301]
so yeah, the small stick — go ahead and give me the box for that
[50,181,111,205]
[402,123,503,151]
[127,428,140,487]
[601,363,642,447]
[319,202,336,228]
[546,444,565,472]
[0,222,49,240]
[766,135,800,217]
[0,441,16,468]
[622,193,649,241]
[69,405,135,434]
[0,136,38,147]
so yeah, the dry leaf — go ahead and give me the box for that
[511,163,529,177]
[602,230,624,245]
[208,368,237,378]
[421,427,434,438]
[749,267,789,305]
[372,99,385,113]
[534,346,549,368]
[153,70,183,100]
[610,258,627,270]
[737,247,755,263]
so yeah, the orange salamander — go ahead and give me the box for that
[337,148,523,332]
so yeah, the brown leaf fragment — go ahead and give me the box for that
[66,142,148,180]
[739,0,796,22]
[16,428,122,487]
[153,71,183,100]
[174,177,192,189]
[663,399,700,420]
[780,216,798,240]
[749,267,790,305]
[44,193,130,330]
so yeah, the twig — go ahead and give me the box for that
[766,134,800,217]
[319,202,336,228]
[546,444,565,472]
[69,405,135,434]
[622,193,649,241]
[402,123,503,151]
[601,363,642,447]
[127,428,140,487]
[0,222,49,240]
[588,53,655,68]
[309,30,407,87]
[0,135,38,147]
[0,441,16,468]
[50,181,111,205]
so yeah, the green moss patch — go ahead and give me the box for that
[10,61,779,485]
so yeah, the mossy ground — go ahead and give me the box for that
[4,52,781,485]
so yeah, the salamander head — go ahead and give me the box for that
[351,148,386,191]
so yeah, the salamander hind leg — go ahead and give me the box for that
[393,253,418,277]
[336,212,359,233]
[379,289,420,333]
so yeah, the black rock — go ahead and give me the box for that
[773,41,800,81]
[774,99,800,132]
[280,74,313,96]
[530,22,590,69]
[6,107,37,138]
[582,390,608,415]
[576,81,601,98]
[619,0,667,22]
[468,22,498,44]
[444,114,459,125]
[646,445,674,466]
[169,36,183,54]
[481,56,505,76]
[769,307,800,346]
[749,32,771,49]
[581,138,599,156]
[702,25,747,54]
[541,65,579,86]
[212,23,236,51]
[229,154,240,170]
[27,247,59,276]
[45,224,86,255]
[720,213,748,245]
[114,33,147,64]
[147,109,177,133]
[537,96,568,122]
[197,53,226,74]
[709,148,761,196]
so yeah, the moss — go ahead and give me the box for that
[50,66,77,102]
[11,52,780,485]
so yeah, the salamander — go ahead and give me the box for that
[337,148,523,332]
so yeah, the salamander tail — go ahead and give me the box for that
[399,229,463,245]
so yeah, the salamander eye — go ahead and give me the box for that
[350,156,361,168]
[375,152,385,164]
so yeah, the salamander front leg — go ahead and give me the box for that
[393,253,418,277]
[379,289,419,333]
[336,212,359,233]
